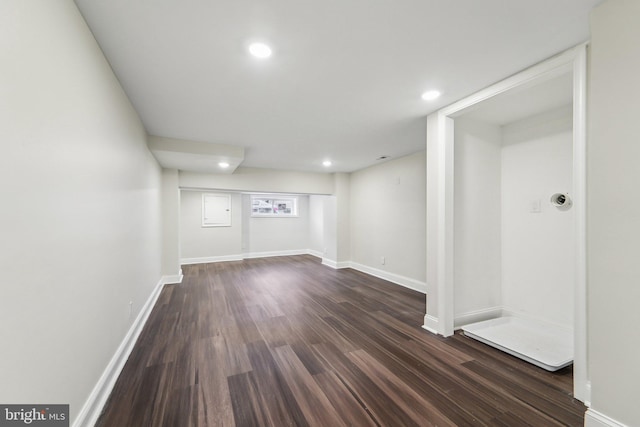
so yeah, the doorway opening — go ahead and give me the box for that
[424,44,588,402]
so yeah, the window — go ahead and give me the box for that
[251,196,298,217]
[202,193,231,227]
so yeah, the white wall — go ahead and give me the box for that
[350,152,427,286]
[587,1,640,426]
[243,194,310,255]
[0,1,162,424]
[180,191,243,262]
[180,191,311,261]
[453,119,503,321]
[452,107,573,328]
[501,107,574,327]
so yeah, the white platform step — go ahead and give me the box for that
[461,316,573,371]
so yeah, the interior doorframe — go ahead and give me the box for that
[423,44,589,403]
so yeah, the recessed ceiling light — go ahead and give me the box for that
[421,90,441,101]
[218,161,230,169]
[322,160,332,167]
[249,43,272,59]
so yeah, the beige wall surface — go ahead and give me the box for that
[588,0,640,425]
[180,191,243,259]
[453,118,503,318]
[243,195,310,255]
[180,191,312,260]
[180,167,334,195]
[501,109,574,327]
[350,152,427,282]
[0,0,162,423]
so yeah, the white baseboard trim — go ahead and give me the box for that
[322,258,338,269]
[422,314,440,335]
[182,250,323,266]
[73,277,165,427]
[585,409,629,427]
[583,381,592,408]
[307,249,324,259]
[161,269,183,285]
[243,249,309,259]
[181,254,243,265]
[454,306,502,329]
[182,250,309,265]
[179,254,427,297]
[321,258,350,269]
[349,262,427,294]
[320,260,426,293]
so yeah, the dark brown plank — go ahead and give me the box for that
[96,255,586,427]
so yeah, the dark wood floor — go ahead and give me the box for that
[97,255,585,427]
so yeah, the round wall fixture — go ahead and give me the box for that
[550,193,572,210]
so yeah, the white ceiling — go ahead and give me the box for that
[74,0,602,173]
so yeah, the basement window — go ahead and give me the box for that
[251,196,298,217]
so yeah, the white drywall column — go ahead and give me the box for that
[424,113,454,336]
[322,196,338,265]
[334,173,351,265]
[586,1,640,426]
[308,195,325,256]
[161,169,181,280]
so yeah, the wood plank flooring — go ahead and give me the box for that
[96,255,585,426]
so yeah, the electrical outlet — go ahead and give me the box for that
[381,256,386,265]
[128,301,133,320]
[530,199,541,213]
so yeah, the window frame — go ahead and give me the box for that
[250,195,298,217]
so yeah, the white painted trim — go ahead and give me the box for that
[73,277,166,427]
[440,45,582,117]
[322,258,338,269]
[572,43,590,405]
[453,307,502,329]
[349,262,427,294]
[321,258,350,269]
[181,250,315,265]
[585,409,629,427]
[440,114,455,337]
[161,269,183,285]
[422,314,440,335]
[243,249,309,259]
[181,254,243,265]
[321,259,427,293]
[307,249,323,258]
